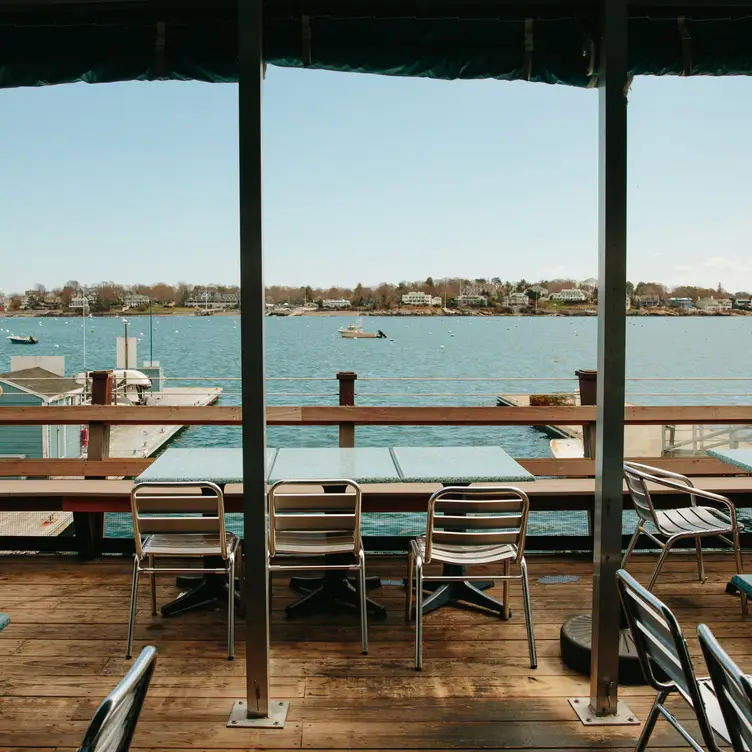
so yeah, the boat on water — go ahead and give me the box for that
[7,335,38,345]
[338,320,387,339]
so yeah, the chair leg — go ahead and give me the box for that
[732,528,747,615]
[694,538,706,584]
[227,551,236,661]
[358,549,368,655]
[148,554,157,615]
[415,559,424,671]
[236,545,246,618]
[126,555,140,659]
[635,690,668,752]
[502,559,510,620]
[520,557,537,669]
[405,547,415,622]
[621,526,642,569]
[647,539,673,591]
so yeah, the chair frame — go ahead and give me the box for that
[126,481,240,661]
[622,462,744,591]
[617,568,726,752]
[405,485,536,671]
[78,645,157,752]
[698,623,752,752]
[267,478,368,654]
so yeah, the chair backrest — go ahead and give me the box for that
[78,645,157,752]
[623,463,663,527]
[424,486,529,564]
[268,479,361,557]
[130,481,228,558]
[698,624,752,752]
[616,569,717,749]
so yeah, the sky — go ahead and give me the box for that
[1,69,752,293]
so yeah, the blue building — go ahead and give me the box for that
[0,365,83,460]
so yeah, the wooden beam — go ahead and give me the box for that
[0,458,154,477]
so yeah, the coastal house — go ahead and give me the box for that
[550,288,588,303]
[696,296,733,313]
[668,297,693,310]
[508,291,529,306]
[635,295,662,308]
[321,298,352,309]
[401,291,433,306]
[70,291,98,309]
[734,297,752,309]
[454,293,488,307]
[121,293,152,309]
[0,358,83,460]
[528,285,549,298]
[186,292,239,309]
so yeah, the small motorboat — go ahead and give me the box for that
[338,320,386,339]
[7,335,38,345]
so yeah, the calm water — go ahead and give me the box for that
[3,314,750,458]
[4,314,750,543]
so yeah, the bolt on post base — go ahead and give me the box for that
[227,699,289,728]
[568,698,640,726]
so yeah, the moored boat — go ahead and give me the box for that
[338,320,386,339]
[7,335,38,345]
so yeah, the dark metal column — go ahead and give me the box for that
[229,0,287,729]
[590,0,629,717]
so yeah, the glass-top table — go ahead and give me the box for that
[708,448,752,473]
[137,445,534,619]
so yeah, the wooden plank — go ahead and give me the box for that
[0,458,153,478]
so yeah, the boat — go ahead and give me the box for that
[338,320,386,339]
[7,335,38,345]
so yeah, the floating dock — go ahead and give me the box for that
[109,386,222,458]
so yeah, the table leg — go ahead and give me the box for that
[285,554,387,620]
[290,574,382,592]
[418,564,509,618]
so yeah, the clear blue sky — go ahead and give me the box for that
[1,69,751,294]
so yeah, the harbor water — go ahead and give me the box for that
[2,314,750,544]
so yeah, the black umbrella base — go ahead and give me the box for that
[560,614,645,685]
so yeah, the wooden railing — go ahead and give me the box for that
[1,403,752,479]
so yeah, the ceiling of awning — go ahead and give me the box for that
[2,1,752,89]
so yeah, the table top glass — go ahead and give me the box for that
[137,448,277,484]
[708,448,752,473]
[390,445,534,483]
[135,445,534,485]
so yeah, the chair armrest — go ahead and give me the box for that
[625,462,694,488]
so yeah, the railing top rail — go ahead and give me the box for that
[9,375,752,382]
[2,404,752,426]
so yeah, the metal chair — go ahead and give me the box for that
[78,645,157,752]
[405,486,536,670]
[698,624,752,752]
[126,481,240,660]
[622,462,743,590]
[617,568,729,752]
[268,479,368,654]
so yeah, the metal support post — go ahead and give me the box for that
[590,0,629,718]
[229,0,289,730]
[566,0,638,726]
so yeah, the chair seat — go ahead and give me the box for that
[413,536,518,566]
[142,532,238,557]
[274,531,357,555]
[655,506,736,537]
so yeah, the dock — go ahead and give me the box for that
[109,386,222,459]
[497,392,750,459]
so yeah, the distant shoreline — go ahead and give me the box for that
[2,308,751,319]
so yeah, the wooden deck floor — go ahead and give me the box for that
[0,553,748,751]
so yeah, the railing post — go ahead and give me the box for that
[76,370,112,561]
[337,371,357,448]
[576,369,598,460]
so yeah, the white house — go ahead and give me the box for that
[186,292,239,309]
[70,291,98,309]
[321,299,352,309]
[455,293,488,307]
[431,296,442,306]
[122,293,152,308]
[550,289,588,303]
[696,296,732,313]
[508,292,529,306]
[528,285,549,298]
[401,291,433,306]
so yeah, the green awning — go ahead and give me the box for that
[2,3,752,89]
